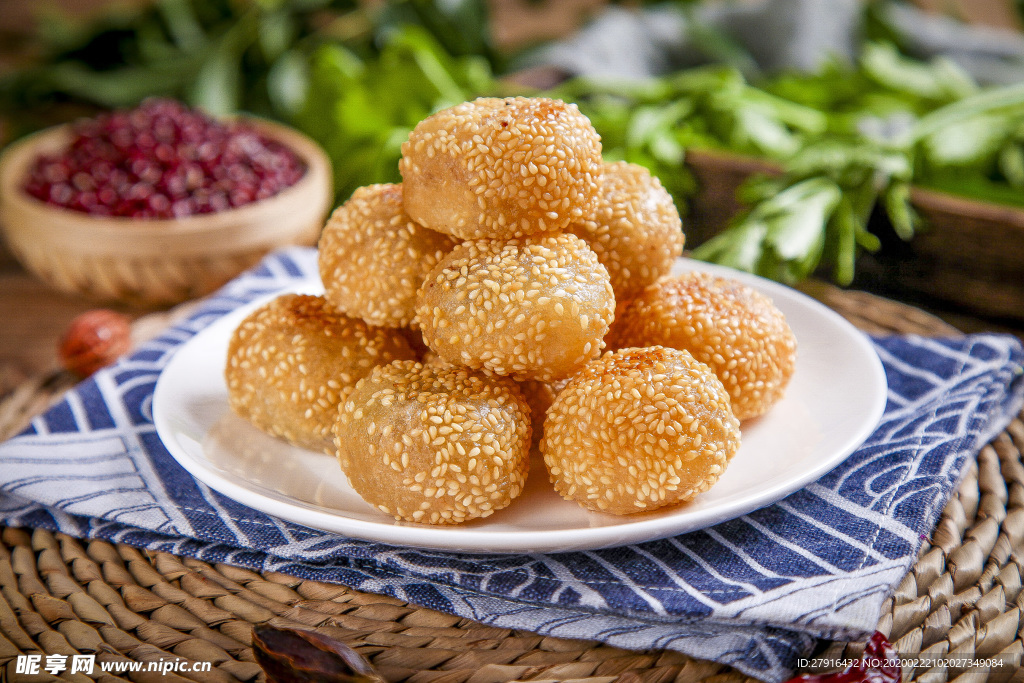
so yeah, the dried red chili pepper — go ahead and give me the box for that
[252,624,384,683]
[785,631,901,683]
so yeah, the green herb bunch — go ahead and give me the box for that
[691,138,914,286]
[295,26,495,203]
[0,0,502,134]
[0,0,514,203]
[689,42,988,286]
[911,82,1024,207]
[547,65,828,214]
[0,0,359,129]
[7,0,1024,289]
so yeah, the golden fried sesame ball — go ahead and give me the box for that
[399,97,603,239]
[225,294,416,454]
[414,353,563,439]
[334,360,532,525]
[419,349,448,369]
[568,161,685,301]
[541,346,740,515]
[319,184,455,328]
[605,298,634,349]
[415,233,616,382]
[614,273,797,421]
[399,325,432,359]
[517,379,561,433]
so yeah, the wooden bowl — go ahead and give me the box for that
[872,186,1024,321]
[683,147,1024,322]
[0,118,332,306]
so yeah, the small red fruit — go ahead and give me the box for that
[59,309,132,377]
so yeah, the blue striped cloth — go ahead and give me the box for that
[1,248,1021,682]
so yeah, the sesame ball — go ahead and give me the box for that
[415,233,616,382]
[418,349,448,369]
[399,97,603,239]
[414,350,559,447]
[398,324,432,359]
[319,184,455,328]
[613,273,797,421]
[568,161,685,301]
[541,346,741,514]
[225,294,416,453]
[334,360,532,525]
[517,379,562,434]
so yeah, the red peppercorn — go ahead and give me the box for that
[24,99,306,219]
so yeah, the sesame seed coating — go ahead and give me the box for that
[415,233,616,382]
[334,360,532,525]
[540,346,741,515]
[418,349,448,369]
[568,161,685,301]
[414,351,559,447]
[399,97,603,239]
[225,294,416,454]
[399,324,432,359]
[517,379,563,435]
[612,273,797,421]
[319,184,455,328]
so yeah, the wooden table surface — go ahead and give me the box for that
[0,243,161,396]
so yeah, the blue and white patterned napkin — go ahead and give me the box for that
[1,248,1021,682]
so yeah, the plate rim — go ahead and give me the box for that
[152,258,888,553]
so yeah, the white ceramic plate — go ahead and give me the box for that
[152,259,887,553]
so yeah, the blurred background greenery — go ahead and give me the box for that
[1,0,1023,324]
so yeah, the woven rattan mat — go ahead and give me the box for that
[1,286,1022,683]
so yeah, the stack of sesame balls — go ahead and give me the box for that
[225,96,796,524]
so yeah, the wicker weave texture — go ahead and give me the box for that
[0,286,1021,683]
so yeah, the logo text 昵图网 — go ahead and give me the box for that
[14,654,213,676]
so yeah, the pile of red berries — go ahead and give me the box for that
[23,99,307,219]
